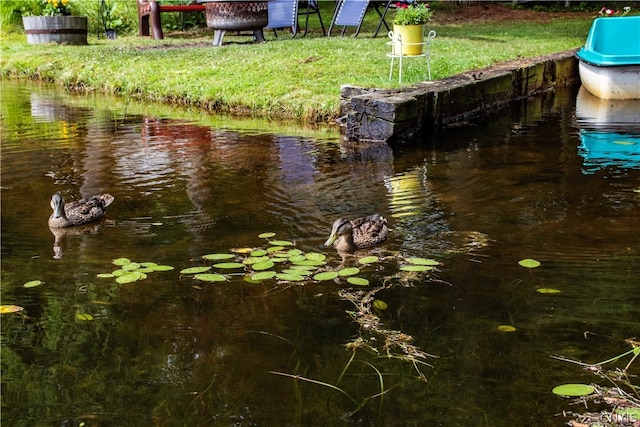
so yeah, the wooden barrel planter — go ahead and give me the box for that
[23,16,88,45]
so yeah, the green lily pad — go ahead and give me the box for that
[112,258,131,266]
[497,325,516,332]
[180,266,212,274]
[347,277,369,286]
[251,260,275,271]
[313,271,339,281]
[292,259,326,266]
[358,256,379,264]
[289,265,317,271]
[123,262,141,271]
[258,232,276,239]
[552,384,595,397]
[287,249,303,256]
[281,268,311,276]
[243,256,270,265]
[406,257,440,266]
[23,280,43,288]
[305,252,326,261]
[250,249,267,257]
[97,273,115,279]
[519,258,541,268]
[150,265,174,271]
[373,300,387,310]
[194,273,227,282]
[269,240,294,246]
[139,262,158,267]
[112,269,127,276]
[338,267,360,276]
[276,273,305,282]
[251,271,277,281]
[267,246,285,253]
[213,262,245,269]
[202,253,235,261]
[400,265,434,272]
[288,254,306,263]
[537,288,561,294]
[116,272,142,284]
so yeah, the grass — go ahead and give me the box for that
[0,2,601,123]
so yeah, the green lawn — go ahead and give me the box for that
[0,3,597,123]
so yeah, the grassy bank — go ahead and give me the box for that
[0,3,599,123]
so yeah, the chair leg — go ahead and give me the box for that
[373,0,391,38]
[149,1,164,39]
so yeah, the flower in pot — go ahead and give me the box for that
[22,0,87,45]
[392,2,433,56]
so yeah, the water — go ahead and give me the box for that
[1,80,639,426]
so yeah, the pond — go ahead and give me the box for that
[1,80,639,426]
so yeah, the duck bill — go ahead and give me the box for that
[324,232,338,247]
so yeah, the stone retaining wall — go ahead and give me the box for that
[339,50,580,143]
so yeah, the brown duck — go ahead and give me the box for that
[324,214,388,252]
[48,193,115,228]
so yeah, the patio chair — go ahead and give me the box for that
[328,0,370,37]
[266,0,326,38]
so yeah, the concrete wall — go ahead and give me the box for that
[339,50,580,143]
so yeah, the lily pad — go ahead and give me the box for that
[305,252,326,261]
[251,260,275,271]
[140,262,158,267]
[400,265,434,272]
[23,280,43,288]
[552,384,595,397]
[537,288,561,294]
[97,273,115,279]
[123,262,141,271]
[180,266,212,274]
[202,253,235,261]
[251,271,277,281]
[213,262,245,269]
[269,240,294,246]
[287,249,303,257]
[113,258,131,266]
[338,267,360,276]
[267,246,285,253]
[276,273,305,282]
[519,258,541,268]
[243,256,270,265]
[194,273,227,282]
[406,257,440,266]
[289,265,317,271]
[292,259,326,266]
[258,232,276,239]
[150,265,174,271]
[231,247,253,254]
[373,300,388,310]
[288,254,306,263]
[313,271,339,281]
[358,256,379,264]
[250,249,268,257]
[347,277,369,286]
[116,272,142,284]
[0,305,24,314]
[497,325,517,332]
[281,268,310,276]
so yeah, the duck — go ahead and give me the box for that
[324,214,388,252]
[48,192,115,228]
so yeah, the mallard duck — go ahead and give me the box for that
[48,192,115,228]
[324,214,388,252]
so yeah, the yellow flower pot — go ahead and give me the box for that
[393,24,424,56]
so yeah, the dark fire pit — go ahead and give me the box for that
[204,1,269,46]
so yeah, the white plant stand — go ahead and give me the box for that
[387,30,436,83]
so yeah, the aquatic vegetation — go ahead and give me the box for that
[23,280,43,288]
[552,340,640,425]
[518,258,541,268]
[97,258,174,284]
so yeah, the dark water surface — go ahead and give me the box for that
[1,80,639,426]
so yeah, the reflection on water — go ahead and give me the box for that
[575,87,640,174]
[1,80,639,426]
